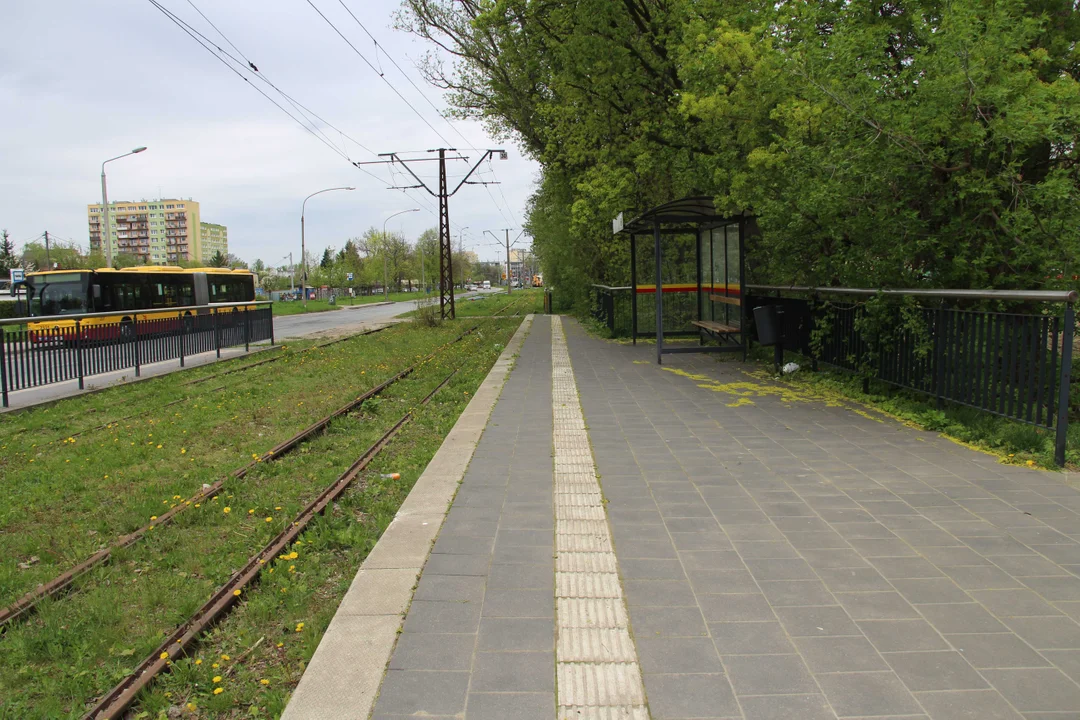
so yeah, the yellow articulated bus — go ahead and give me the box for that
[22,266,256,343]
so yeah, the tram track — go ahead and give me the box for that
[0,324,481,629]
[1,298,528,629]
[81,299,530,718]
[83,364,461,720]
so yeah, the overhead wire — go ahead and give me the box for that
[309,0,525,230]
[302,0,455,147]
[156,0,376,160]
[333,0,476,149]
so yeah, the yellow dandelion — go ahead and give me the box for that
[212,663,219,669]
[233,589,242,596]
[150,516,157,521]
[265,517,273,523]
[195,659,202,665]
[160,651,169,660]
[248,509,255,515]
[186,703,197,711]
[223,507,231,514]
[287,551,298,560]
[276,642,283,648]
[213,675,222,683]
[221,654,230,661]
[295,622,305,632]
[181,448,187,454]
[213,687,223,695]
[260,678,270,685]
[194,503,201,508]
[275,506,282,510]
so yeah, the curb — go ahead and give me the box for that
[280,313,536,720]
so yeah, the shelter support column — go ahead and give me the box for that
[654,219,662,364]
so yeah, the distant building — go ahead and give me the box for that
[87,198,227,265]
[200,222,228,264]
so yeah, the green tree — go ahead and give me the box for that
[0,229,17,277]
[402,0,1080,302]
[209,250,228,268]
[320,247,333,269]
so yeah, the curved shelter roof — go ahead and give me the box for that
[614,196,729,234]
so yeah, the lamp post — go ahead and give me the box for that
[302,186,354,310]
[382,208,420,299]
[100,146,147,268]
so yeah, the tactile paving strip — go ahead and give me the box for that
[551,316,648,715]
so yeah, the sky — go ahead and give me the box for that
[0,0,539,267]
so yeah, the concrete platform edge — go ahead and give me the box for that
[280,313,536,720]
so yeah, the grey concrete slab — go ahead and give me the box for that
[368,315,556,719]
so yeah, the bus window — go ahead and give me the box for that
[29,274,87,316]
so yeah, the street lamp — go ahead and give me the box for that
[301,186,354,310]
[382,208,420,300]
[100,146,147,268]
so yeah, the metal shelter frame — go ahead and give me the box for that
[613,196,748,364]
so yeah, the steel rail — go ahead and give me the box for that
[0,325,480,628]
[83,365,463,719]
[746,284,1078,303]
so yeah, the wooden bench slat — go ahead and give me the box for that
[692,320,740,334]
[709,294,742,306]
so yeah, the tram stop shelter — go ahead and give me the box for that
[613,196,749,364]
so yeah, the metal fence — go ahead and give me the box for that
[747,286,1076,464]
[0,302,274,407]
[591,285,702,338]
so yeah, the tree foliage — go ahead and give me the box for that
[401,0,1080,306]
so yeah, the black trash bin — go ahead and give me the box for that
[754,305,784,346]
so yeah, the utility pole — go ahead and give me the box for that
[43,231,51,270]
[485,228,527,296]
[356,148,507,319]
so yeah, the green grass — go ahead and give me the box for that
[0,296,531,719]
[269,301,341,316]
[400,288,543,319]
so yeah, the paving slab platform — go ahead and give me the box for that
[285,316,1080,720]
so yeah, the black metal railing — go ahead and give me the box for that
[0,302,274,407]
[747,285,1076,465]
[591,285,631,335]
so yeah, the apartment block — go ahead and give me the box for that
[87,198,226,266]
[199,222,228,264]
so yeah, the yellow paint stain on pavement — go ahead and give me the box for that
[661,366,886,423]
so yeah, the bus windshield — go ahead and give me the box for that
[29,274,87,316]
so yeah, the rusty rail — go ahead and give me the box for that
[0,325,478,628]
[83,366,460,719]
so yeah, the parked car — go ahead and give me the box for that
[482,281,491,289]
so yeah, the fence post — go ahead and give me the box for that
[214,310,221,359]
[244,308,250,352]
[0,327,8,408]
[178,314,186,368]
[933,307,945,410]
[133,314,141,378]
[75,319,85,390]
[268,306,275,346]
[1055,302,1074,466]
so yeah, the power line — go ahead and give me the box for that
[302,0,455,146]
[333,0,475,149]
[154,0,375,160]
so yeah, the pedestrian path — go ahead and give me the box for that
[288,315,1080,720]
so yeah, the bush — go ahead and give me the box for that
[0,300,17,320]
[414,297,442,328]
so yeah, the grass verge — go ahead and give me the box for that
[269,301,340,316]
